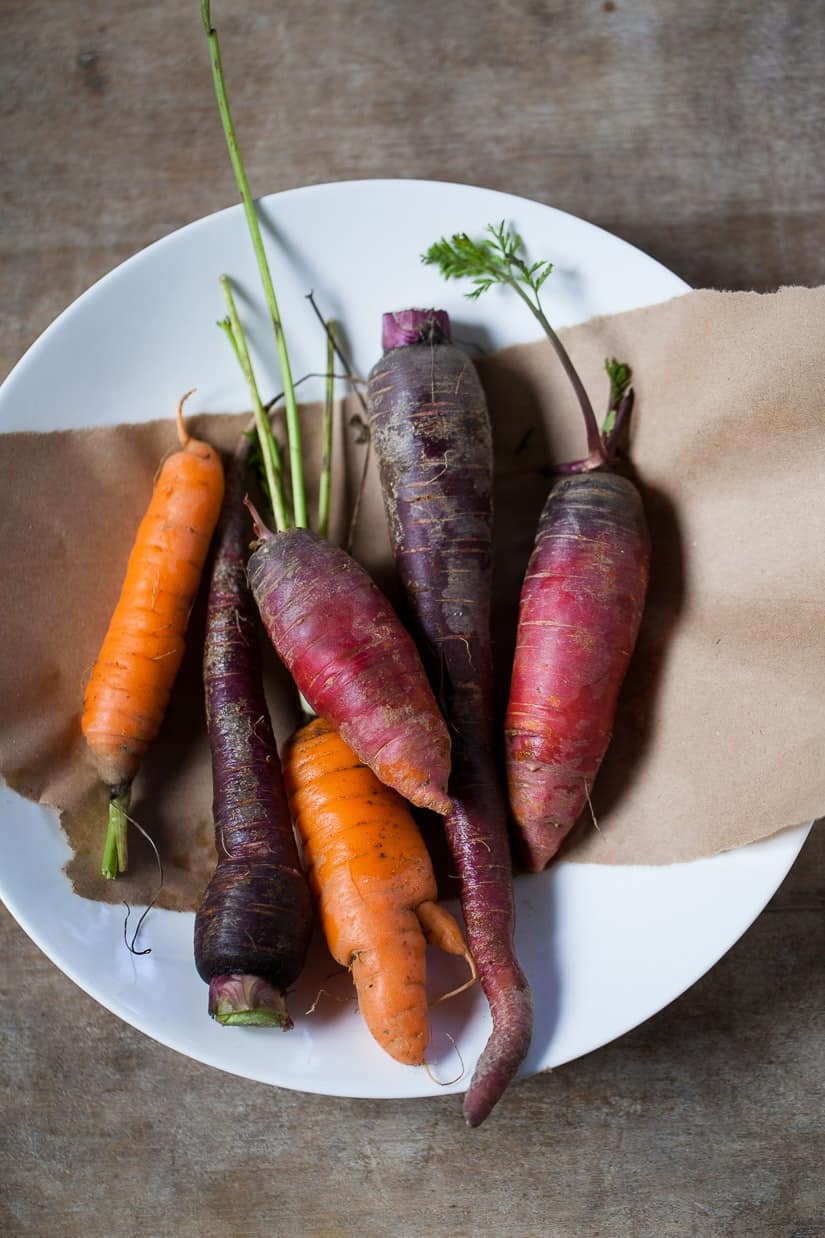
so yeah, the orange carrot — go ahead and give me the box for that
[82,394,225,878]
[282,716,475,1066]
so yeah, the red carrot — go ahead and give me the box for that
[193,443,313,1025]
[246,512,452,817]
[366,309,533,1127]
[425,224,650,871]
[507,467,649,869]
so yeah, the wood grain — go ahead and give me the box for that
[1,2,823,1234]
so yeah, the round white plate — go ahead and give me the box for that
[0,179,811,1100]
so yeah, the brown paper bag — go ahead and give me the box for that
[0,287,822,909]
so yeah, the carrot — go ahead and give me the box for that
[366,309,533,1126]
[507,468,649,869]
[283,716,475,1065]
[246,512,453,817]
[193,442,313,1025]
[81,395,225,878]
[425,224,650,871]
[202,7,453,820]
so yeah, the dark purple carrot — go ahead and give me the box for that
[194,443,314,1026]
[366,308,533,1127]
[246,514,452,817]
[425,224,650,872]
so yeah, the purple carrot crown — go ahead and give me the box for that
[382,309,452,350]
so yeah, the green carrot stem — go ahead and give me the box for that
[202,0,308,528]
[101,786,130,880]
[219,277,290,533]
[217,311,244,373]
[601,358,632,440]
[504,279,605,466]
[208,974,292,1029]
[306,291,369,414]
[317,323,335,540]
[305,292,371,552]
[423,225,608,467]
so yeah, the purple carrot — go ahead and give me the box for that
[246,517,453,817]
[194,444,313,1027]
[366,309,533,1126]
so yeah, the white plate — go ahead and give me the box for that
[0,179,811,1100]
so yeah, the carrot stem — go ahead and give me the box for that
[317,323,335,540]
[202,1,308,529]
[603,386,634,455]
[305,291,372,553]
[101,787,130,879]
[219,277,290,533]
[208,973,292,1028]
[175,390,195,446]
[305,293,369,413]
[243,495,274,541]
[504,278,605,465]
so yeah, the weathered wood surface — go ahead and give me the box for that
[1,2,823,1234]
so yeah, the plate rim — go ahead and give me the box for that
[1,175,691,395]
[0,175,807,1101]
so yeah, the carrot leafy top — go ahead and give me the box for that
[423,222,633,473]
[424,222,554,305]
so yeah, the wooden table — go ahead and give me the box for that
[2,3,823,1234]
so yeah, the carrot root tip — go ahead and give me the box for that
[462,984,534,1127]
[429,955,477,1009]
[208,973,292,1029]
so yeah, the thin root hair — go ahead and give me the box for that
[305,985,352,1016]
[263,369,348,413]
[121,809,165,955]
[423,1032,466,1087]
[429,951,478,1008]
[305,290,369,412]
[583,779,601,833]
